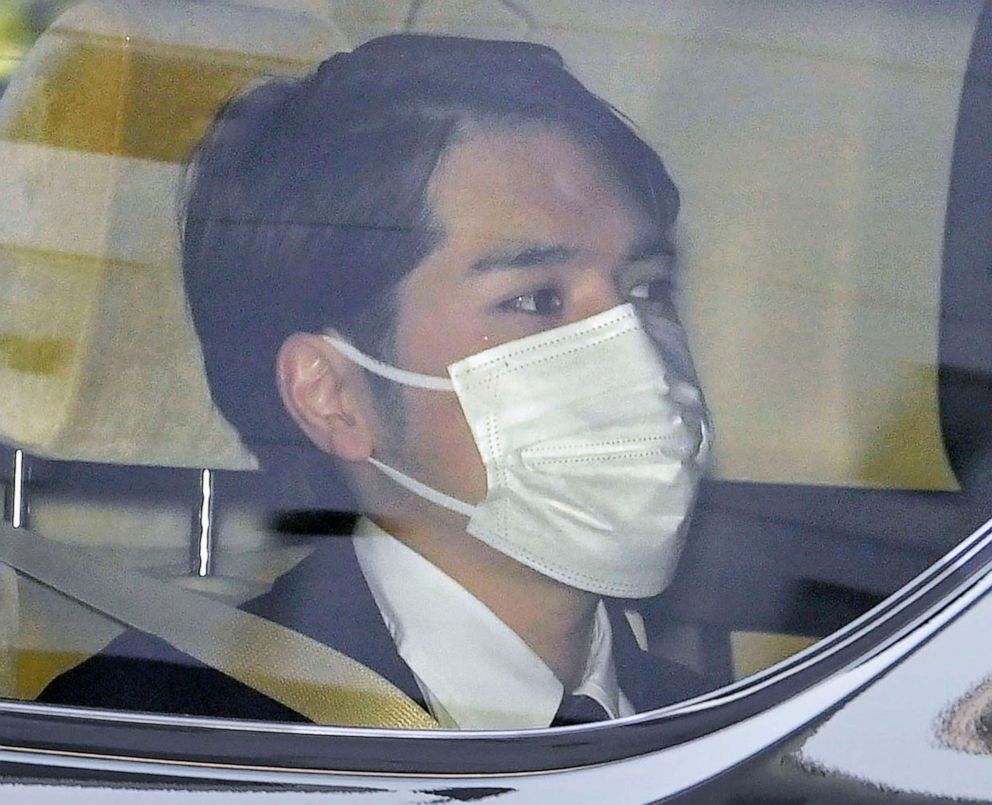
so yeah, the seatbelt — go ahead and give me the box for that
[0,522,439,729]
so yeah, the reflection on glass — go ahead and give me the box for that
[0,0,985,734]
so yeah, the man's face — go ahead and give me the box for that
[374,125,679,507]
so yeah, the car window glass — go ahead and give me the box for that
[0,0,988,733]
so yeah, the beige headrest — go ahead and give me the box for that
[0,0,347,468]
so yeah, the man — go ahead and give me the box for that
[40,34,713,728]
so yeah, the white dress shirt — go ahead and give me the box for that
[352,517,634,729]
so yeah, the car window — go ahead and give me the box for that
[0,0,989,752]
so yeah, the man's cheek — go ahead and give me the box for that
[403,392,487,501]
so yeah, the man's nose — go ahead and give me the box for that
[567,274,626,324]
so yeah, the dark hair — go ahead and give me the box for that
[181,34,679,503]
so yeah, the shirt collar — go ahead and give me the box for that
[352,517,631,729]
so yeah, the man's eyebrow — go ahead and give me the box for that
[469,244,578,273]
[625,236,676,264]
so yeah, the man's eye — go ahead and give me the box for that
[629,278,674,303]
[504,288,564,315]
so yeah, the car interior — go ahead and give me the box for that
[0,0,989,721]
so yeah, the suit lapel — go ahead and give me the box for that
[245,542,711,720]
[242,535,428,710]
[606,601,713,713]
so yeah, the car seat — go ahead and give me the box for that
[0,0,347,700]
[647,0,992,678]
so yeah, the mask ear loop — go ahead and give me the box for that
[368,458,476,519]
[323,336,455,391]
[322,335,475,518]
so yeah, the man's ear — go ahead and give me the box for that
[276,333,375,462]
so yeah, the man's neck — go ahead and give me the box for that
[372,512,599,690]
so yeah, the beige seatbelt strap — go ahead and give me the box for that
[0,522,439,729]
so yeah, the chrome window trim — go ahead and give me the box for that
[0,0,989,790]
[1,515,990,780]
[2,547,992,801]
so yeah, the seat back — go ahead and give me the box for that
[0,563,16,698]
[0,0,348,698]
[0,0,348,468]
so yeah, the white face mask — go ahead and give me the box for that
[325,303,712,598]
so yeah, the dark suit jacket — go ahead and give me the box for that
[38,536,712,723]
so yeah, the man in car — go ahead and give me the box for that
[41,34,713,728]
